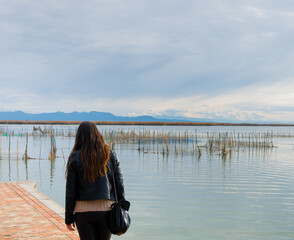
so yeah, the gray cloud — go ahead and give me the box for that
[1,0,294,120]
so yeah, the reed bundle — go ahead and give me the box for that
[0,126,280,160]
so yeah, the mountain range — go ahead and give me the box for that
[0,111,199,122]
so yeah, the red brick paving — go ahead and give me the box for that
[0,182,79,239]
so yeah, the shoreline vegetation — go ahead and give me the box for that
[0,120,294,126]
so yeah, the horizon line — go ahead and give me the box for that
[0,120,294,127]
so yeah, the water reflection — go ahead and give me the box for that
[50,157,55,186]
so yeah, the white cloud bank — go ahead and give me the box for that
[1,79,294,122]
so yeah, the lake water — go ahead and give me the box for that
[0,124,294,240]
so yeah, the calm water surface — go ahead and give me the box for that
[0,125,294,240]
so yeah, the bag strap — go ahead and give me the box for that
[110,151,118,203]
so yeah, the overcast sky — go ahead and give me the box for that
[1,0,294,122]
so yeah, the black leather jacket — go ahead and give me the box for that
[65,150,125,224]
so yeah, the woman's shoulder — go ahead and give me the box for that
[72,150,81,156]
[109,151,122,172]
[109,149,116,158]
[109,150,119,162]
[69,150,81,164]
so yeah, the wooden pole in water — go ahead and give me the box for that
[17,135,19,179]
[17,135,19,159]
[24,133,28,160]
[8,135,11,156]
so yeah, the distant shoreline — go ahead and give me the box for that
[0,120,294,126]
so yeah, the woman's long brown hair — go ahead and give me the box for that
[66,121,110,183]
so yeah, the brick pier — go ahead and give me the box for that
[0,182,79,239]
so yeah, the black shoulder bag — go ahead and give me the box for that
[107,155,131,235]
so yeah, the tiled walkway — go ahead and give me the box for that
[0,182,79,239]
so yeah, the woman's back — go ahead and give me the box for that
[66,149,125,202]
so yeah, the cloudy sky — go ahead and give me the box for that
[1,0,294,122]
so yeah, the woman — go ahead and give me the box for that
[65,121,125,240]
